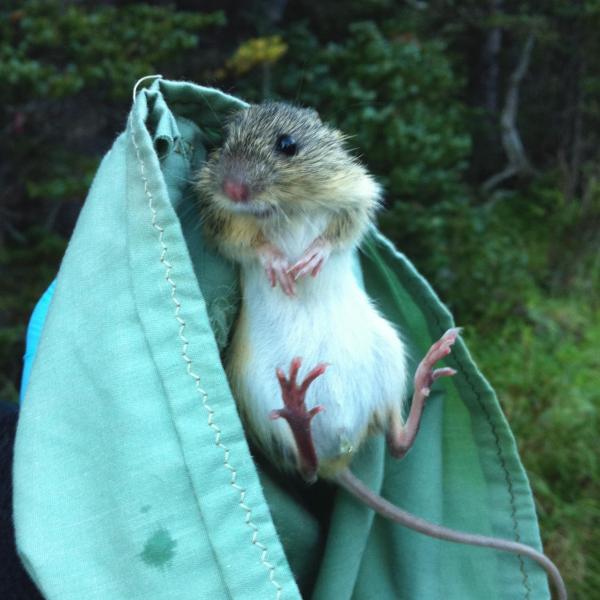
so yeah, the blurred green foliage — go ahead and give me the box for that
[263,21,471,205]
[1,0,599,597]
[0,2,224,101]
[469,298,600,598]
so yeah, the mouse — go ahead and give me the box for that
[195,101,567,599]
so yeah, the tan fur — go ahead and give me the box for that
[202,205,266,262]
[196,102,381,257]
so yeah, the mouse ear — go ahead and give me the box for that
[225,106,249,124]
[305,107,322,123]
[295,105,321,123]
[221,106,250,141]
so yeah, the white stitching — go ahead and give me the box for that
[129,114,283,600]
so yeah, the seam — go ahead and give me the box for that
[365,235,531,599]
[129,114,283,600]
[457,359,532,599]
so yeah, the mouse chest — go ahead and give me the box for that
[240,253,369,358]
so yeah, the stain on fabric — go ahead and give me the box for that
[140,505,151,514]
[140,527,177,569]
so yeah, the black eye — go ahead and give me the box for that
[275,134,298,156]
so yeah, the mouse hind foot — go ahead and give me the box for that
[388,328,459,460]
[270,357,328,483]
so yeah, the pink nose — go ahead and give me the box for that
[223,179,250,203]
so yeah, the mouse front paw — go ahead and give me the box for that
[257,244,296,296]
[288,237,331,281]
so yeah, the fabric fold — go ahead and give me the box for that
[14,79,550,600]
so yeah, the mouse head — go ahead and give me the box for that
[198,102,381,219]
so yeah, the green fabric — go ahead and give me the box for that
[14,79,549,600]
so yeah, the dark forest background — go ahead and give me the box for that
[1,1,599,596]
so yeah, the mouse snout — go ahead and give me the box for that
[223,178,250,203]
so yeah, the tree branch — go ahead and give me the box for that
[483,32,536,193]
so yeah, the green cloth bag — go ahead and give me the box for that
[13,78,550,599]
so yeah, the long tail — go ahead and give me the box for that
[335,469,567,600]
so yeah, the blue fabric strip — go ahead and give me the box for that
[20,280,56,402]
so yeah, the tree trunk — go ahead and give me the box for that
[480,0,503,115]
[483,32,536,193]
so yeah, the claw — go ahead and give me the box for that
[288,357,302,387]
[299,363,329,395]
[308,405,325,418]
[432,367,457,381]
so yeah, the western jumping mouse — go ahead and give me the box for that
[196,102,566,599]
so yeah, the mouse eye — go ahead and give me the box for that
[275,134,298,157]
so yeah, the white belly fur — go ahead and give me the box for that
[227,228,408,470]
